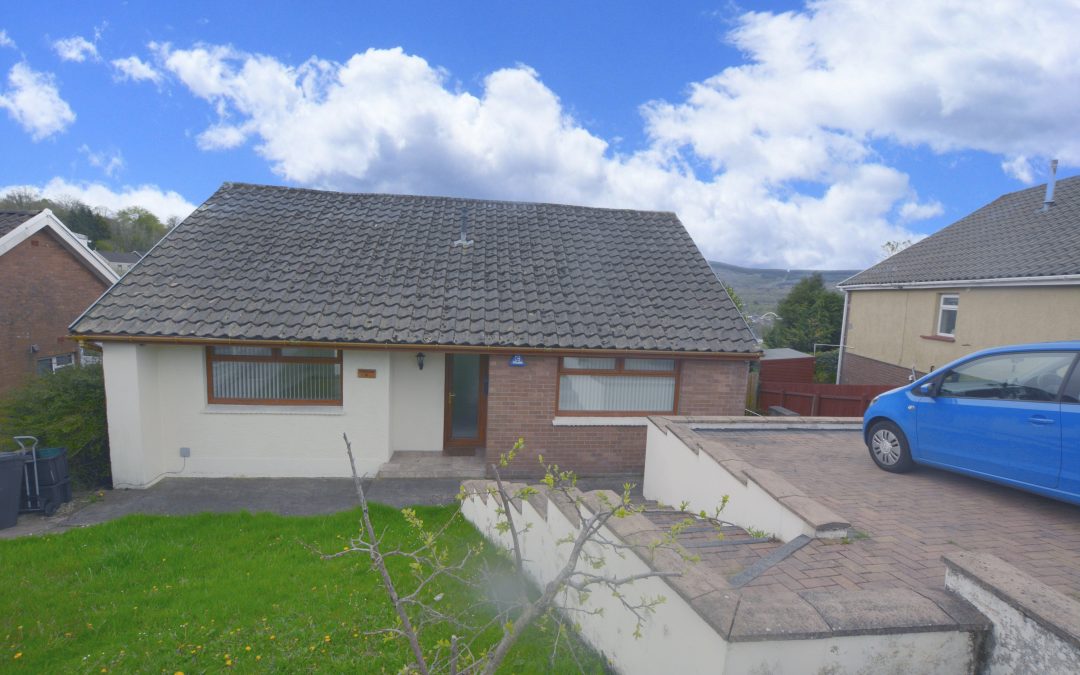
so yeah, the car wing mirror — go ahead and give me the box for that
[917,382,935,397]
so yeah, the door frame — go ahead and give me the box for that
[443,353,489,452]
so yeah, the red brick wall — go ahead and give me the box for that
[485,355,749,477]
[839,352,922,386]
[0,229,110,395]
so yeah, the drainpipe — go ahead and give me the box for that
[836,289,850,384]
[1042,159,1059,212]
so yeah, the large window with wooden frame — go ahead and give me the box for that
[557,357,679,414]
[206,346,343,405]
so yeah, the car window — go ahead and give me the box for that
[937,351,1075,402]
[1063,361,1080,404]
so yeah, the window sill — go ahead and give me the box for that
[552,417,649,427]
[203,404,345,416]
[920,334,956,343]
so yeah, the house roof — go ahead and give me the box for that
[72,183,758,354]
[0,210,39,237]
[0,209,119,285]
[99,250,143,263]
[839,175,1080,288]
[761,348,812,361]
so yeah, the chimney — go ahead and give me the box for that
[1042,159,1059,212]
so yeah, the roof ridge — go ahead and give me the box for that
[218,181,678,217]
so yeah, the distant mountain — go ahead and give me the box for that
[709,260,859,316]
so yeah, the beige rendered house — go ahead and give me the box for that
[837,168,1080,385]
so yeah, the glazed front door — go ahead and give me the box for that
[443,354,488,452]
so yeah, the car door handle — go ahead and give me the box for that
[1028,415,1055,426]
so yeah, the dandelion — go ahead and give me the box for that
[256,655,262,661]
[324,635,331,643]
[245,646,251,652]
[13,653,22,659]
[269,635,276,641]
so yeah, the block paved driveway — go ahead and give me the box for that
[704,429,1080,601]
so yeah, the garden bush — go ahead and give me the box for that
[0,364,111,487]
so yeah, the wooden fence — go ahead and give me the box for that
[757,382,894,417]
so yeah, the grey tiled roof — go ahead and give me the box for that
[99,250,143,263]
[840,175,1080,287]
[0,210,37,238]
[73,183,757,353]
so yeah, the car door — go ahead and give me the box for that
[1058,360,1080,495]
[916,350,1071,488]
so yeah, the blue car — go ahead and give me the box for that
[863,341,1080,506]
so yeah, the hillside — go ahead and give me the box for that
[709,260,858,316]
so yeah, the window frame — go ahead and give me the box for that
[37,353,76,375]
[937,294,959,337]
[555,356,681,416]
[205,346,344,406]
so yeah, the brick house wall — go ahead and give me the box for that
[0,229,110,395]
[485,354,750,477]
[839,352,923,387]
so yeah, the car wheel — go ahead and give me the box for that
[867,420,914,473]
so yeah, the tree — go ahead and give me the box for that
[721,282,746,315]
[102,206,168,252]
[764,273,844,353]
[61,203,111,243]
[330,435,729,674]
[881,239,913,258]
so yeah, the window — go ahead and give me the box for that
[37,353,75,375]
[937,294,959,337]
[937,351,1076,402]
[557,357,678,414]
[206,346,343,405]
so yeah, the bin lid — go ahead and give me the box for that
[37,447,66,459]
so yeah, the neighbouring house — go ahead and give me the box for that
[99,250,143,276]
[71,183,758,487]
[0,210,119,396]
[837,167,1080,385]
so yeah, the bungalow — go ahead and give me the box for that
[71,183,758,488]
[837,166,1080,385]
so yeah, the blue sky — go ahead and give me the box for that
[1,1,1077,268]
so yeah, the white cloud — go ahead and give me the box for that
[111,55,162,84]
[0,62,75,140]
[0,30,15,49]
[150,1,1080,267]
[79,145,125,178]
[1001,155,1035,184]
[0,178,196,223]
[52,35,99,62]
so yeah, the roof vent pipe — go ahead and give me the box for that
[453,207,473,247]
[1042,159,1059,212]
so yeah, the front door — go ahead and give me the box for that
[443,354,488,453]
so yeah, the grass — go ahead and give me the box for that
[0,505,606,673]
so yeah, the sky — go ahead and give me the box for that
[1,1,1078,269]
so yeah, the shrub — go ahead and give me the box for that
[0,364,111,487]
[814,349,839,384]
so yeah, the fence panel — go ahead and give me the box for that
[758,382,894,417]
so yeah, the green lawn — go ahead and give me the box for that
[0,505,604,673]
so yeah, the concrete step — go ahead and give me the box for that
[376,451,487,479]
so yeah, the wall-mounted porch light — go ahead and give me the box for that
[416,352,426,371]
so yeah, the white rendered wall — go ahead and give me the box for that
[102,343,398,487]
[389,351,444,452]
[643,421,814,542]
[462,491,730,674]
